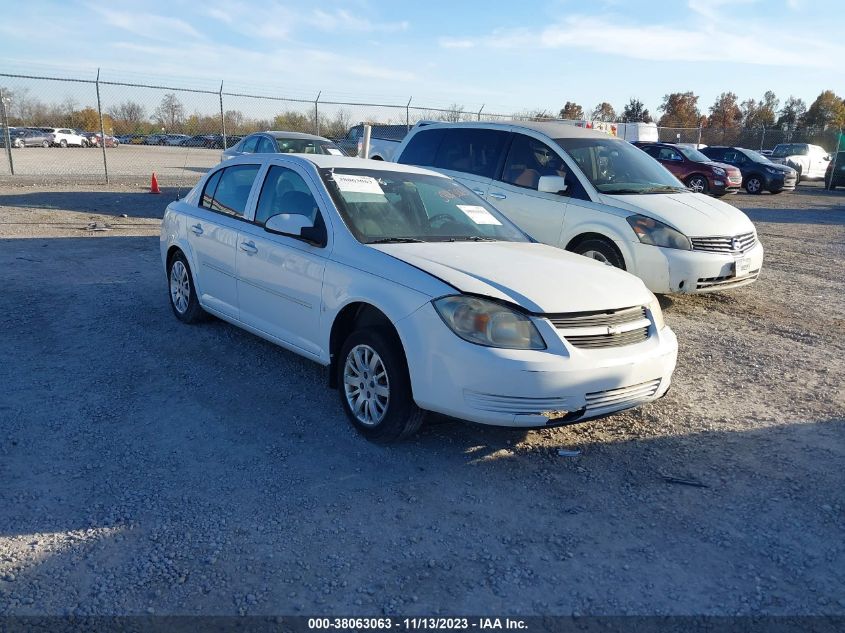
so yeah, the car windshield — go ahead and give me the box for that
[677,146,711,163]
[554,137,686,194]
[741,149,773,163]
[320,168,529,244]
[275,138,343,155]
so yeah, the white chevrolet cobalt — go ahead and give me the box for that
[160,155,678,441]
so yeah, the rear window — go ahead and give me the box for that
[433,128,509,178]
[398,129,445,167]
[772,144,808,158]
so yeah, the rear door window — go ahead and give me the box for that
[433,128,509,178]
[398,128,445,167]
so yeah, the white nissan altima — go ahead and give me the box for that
[160,154,678,441]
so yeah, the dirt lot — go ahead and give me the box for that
[0,182,843,617]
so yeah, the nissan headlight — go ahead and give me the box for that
[433,295,546,350]
[647,295,665,331]
[712,166,726,176]
[626,215,691,250]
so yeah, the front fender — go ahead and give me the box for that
[560,215,637,273]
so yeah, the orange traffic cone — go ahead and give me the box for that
[150,172,161,194]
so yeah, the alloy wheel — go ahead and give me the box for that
[581,249,611,264]
[169,260,190,314]
[343,344,390,426]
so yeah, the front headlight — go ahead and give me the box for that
[647,295,665,331]
[765,167,779,175]
[626,215,691,250]
[433,295,546,350]
[712,166,726,176]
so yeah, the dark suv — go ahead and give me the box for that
[634,142,742,196]
[825,151,845,190]
[699,146,797,194]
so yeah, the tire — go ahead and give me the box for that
[794,166,802,183]
[167,251,205,324]
[745,175,763,195]
[337,327,424,442]
[59,139,67,148]
[571,237,626,269]
[42,140,49,148]
[686,174,709,194]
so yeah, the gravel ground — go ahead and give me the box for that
[0,182,843,617]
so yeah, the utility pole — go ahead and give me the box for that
[0,90,14,175]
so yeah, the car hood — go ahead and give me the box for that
[370,241,651,314]
[703,161,740,173]
[599,191,755,237]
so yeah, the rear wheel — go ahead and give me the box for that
[167,251,205,324]
[686,174,709,194]
[571,237,625,269]
[41,140,49,148]
[59,139,67,148]
[745,175,763,195]
[338,328,424,442]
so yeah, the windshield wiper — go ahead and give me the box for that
[366,237,425,244]
[442,236,498,242]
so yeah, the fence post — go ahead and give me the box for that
[759,125,766,151]
[697,125,702,148]
[406,96,412,131]
[314,91,321,136]
[95,69,109,184]
[477,104,485,122]
[0,89,14,175]
[219,81,227,149]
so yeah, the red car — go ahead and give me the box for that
[634,142,742,197]
[88,133,119,148]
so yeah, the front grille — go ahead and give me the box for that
[696,269,761,290]
[690,232,757,254]
[464,391,571,415]
[585,378,661,415]
[549,306,651,349]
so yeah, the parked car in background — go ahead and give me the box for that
[161,153,677,440]
[165,134,190,146]
[221,131,344,162]
[128,135,148,145]
[39,127,88,147]
[394,121,764,293]
[633,142,742,196]
[699,146,797,194]
[769,143,830,181]
[88,132,119,148]
[144,134,171,145]
[179,135,210,147]
[333,123,409,160]
[759,149,773,156]
[825,151,845,190]
[16,129,54,147]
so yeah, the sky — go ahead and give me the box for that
[1,0,842,118]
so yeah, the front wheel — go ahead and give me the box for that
[42,140,50,148]
[338,328,424,442]
[59,139,67,148]
[745,176,763,195]
[686,175,709,194]
[571,238,625,269]
[167,252,205,323]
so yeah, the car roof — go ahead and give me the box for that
[416,120,614,140]
[222,153,449,177]
[258,130,331,141]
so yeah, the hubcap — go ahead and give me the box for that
[169,260,190,314]
[343,344,389,426]
[748,179,760,193]
[581,249,610,265]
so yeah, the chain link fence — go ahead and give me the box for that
[1,70,841,184]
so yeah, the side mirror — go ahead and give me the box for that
[538,175,569,195]
[264,213,326,247]
[823,155,831,161]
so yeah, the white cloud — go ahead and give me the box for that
[309,8,409,33]
[438,38,476,49]
[91,7,203,41]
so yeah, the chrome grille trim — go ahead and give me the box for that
[585,378,661,414]
[547,306,651,349]
[696,269,761,290]
[463,391,571,415]
[690,232,757,254]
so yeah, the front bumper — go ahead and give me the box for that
[398,303,678,427]
[629,240,764,294]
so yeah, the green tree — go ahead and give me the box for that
[558,101,584,120]
[707,92,742,128]
[776,96,807,129]
[804,90,845,129]
[658,91,701,128]
[591,102,616,122]
[620,98,652,123]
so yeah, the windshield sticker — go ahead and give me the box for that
[457,205,502,225]
[333,174,384,194]
[325,148,344,156]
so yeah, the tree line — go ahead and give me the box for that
[554,90,845,130]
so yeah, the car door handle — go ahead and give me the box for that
[239,241,258,254]
[489,192,507,200]
[471,189,486,197]
[190,224,203,235]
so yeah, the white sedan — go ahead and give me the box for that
[160,155,678,441]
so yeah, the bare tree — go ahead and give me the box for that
[440,103,465,122]
[108,100,146,134]
[153,93,186,131]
